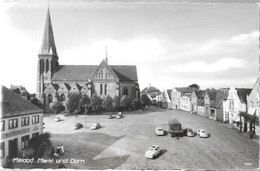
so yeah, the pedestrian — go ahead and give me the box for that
[60,144,64,154]
[51,147,55,156]
[56,145,60,154]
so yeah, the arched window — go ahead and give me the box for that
[105,84,107,95]
[48,94,53,103]
[123,87,128,96]
[60,94,66,102]
[46,59,49,72]
[100,84,103,95]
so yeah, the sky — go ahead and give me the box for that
[0,0,259,94]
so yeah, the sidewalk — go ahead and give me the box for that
[221,123,259,144]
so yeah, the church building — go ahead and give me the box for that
[36,8,140,111]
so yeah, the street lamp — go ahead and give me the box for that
[84,104,87,128]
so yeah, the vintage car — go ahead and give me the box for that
[90,123,101,130]
[155,127,164,136]
[145,145,160,159]
[197,129,209,138]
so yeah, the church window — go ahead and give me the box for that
[106,73,108,79]
[105,84,107,95]
[123,87,128,96]
[46,59,49,72]
[48,94,53,103]
[96,73,99,79]
[60,94,66,102]
[100,84,103,95]
[109,73,112,79]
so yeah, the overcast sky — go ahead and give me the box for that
[0,0,259,94]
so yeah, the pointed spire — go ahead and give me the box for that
[105,45,108,63]
[39,7,57,56]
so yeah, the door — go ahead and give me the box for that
[8,138,18,158]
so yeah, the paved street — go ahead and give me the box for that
[42,107,259,170]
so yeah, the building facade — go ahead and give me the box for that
[36,9,139,111]
[190,90,205,114]
[180,93,192,112]
[1,86,43,166]
[209,89,228,121]
[162,89,172,109]
[223,87,251,126]
[203,90,217,118]
[171,87,192,110]
[240,78,260,136]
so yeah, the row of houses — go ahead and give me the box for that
[162,78,260,137]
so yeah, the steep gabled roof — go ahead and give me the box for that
[210,89,228,108]
[1,86,43,118]
[52,64,138,82]
[206,90,218,100]
[236,88,252,104]
[183,93,192,98]
[52,65,97,81]
[141,86,160,94]
[111,65,138,81]
[195,90,206,99]
[167,89,172,100]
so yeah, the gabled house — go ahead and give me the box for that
[1,86,44,166]
[141,85,162,104]
[223,87,251,127]
[209,89,229,121]
[171,87,193,110]
[240,78,260,137]
[180,93,192,111]
[204,90,217,118]
[191,90,205,114]
[162,89,172,109]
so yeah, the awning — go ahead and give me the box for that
[232,115,240,122]
[248,107,256,115]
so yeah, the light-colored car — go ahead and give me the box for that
[197,129,208,138]
[90,123,101,130]
[145,145,160,159]
[155,127,164,136]
[186,128,195,137]
[54,116,61,122]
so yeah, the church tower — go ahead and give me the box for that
[36,8,59,100]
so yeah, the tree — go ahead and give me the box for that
[132,99,143,110]
[188,84,200,90]
[29,132,52,158]
[78,94,90,113]
[90,94,103,114]
[102,95,114,112]
[31,97,42,108]
[120,95,133,111]
[141,94,152,109]
[67,93,81,113]
[49,101,63,114]
[113,96,121,112]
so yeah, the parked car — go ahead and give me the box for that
[117,112,122,119]
[197,129,208,138]
[74,123,83,130]
[54,116,62,122]
[145,145,160,159]
[90,123,101,130]
[155,127,164,136]
[186,128,195,137]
